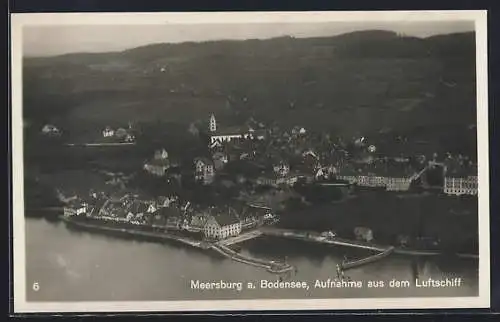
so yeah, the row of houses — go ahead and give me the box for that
[335,161,418,192]
[64,192,275,241]
[334,159,479,195]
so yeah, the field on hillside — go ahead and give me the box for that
[23,31,477,145]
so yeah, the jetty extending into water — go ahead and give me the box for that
[211,243,294,274]
[60,216,294,274]
[341,246,395,270]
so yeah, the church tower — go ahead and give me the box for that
[209,114,217,132]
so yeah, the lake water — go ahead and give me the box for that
[24,217,478,302]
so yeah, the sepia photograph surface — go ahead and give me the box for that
[11,11,490,313]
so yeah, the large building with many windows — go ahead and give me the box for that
[444,175,478,196]
[203,207,242,240]
[443,160,478,196]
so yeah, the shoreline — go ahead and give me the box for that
[59,215,209,249]
[60,215,295,274]
[55,214,478,262]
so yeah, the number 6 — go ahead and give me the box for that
[33,282,39,291]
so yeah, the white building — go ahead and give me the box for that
[203,209,242,240]
[63,200,88,217]
[444,176,478,196]
[102,127,115,137]
[194,157,215,185]
[210,132,253,146]
[208,114,264,147]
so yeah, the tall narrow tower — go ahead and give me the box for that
[209,114,217,132]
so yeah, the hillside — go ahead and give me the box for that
[22,30,477,147]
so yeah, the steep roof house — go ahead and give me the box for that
[194,157,215,185]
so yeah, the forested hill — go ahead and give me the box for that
[23,30,476,140]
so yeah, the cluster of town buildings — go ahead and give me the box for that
[141,113,478,196]
[63,192,276,241]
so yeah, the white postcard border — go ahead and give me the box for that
[11,10,490,313]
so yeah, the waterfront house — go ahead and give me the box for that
[149,206,183,228]
[102,126,115,137]
[194,157,215,185]
[186,213,209,232]
[125,201,152,222]
[316,165,337,180]
[63,199,88,217]
[203,207,242,240]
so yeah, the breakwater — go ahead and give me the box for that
[211,243,294,274]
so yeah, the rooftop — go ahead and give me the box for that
[146,158,170,167]
[206,205,240,226]
[154,206,183,218]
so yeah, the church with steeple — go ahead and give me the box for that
[207,113,265,148]
[209,114,217,133]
